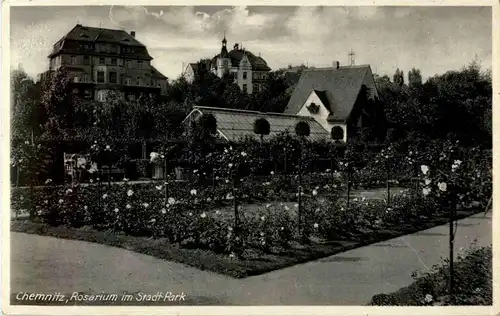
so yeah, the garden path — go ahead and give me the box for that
[10,212,491,305]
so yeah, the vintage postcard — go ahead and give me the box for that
[1,0,498,315]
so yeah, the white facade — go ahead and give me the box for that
[183,65,196,83]
[296,91,347,142]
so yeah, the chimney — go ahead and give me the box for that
[130,31,136,38]
[234,43,239,50]
[333,61,340,69]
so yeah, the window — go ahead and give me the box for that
[331,126,344,141]
[109,72,117,84]
[242,84,248,93]
[254,85,259,93]
[71,56,77,65]
[137,61,143,69]
[83,56,90,65]
[110,58,117,66]
[125,77,132,85]
[97,90,106,102]
[110,45,117,53]
[84,89,92,100]
[73,76,80,83]
[136,77,141,85]
[243,72,247,80]
[99,57,105,65]
[82,74,90,82]
[97,71,105,83]
[125,60,131,68]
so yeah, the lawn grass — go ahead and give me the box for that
[11,207,482,279]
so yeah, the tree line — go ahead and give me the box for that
[10,59,491,182]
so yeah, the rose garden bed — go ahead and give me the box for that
[11,203,484,278]
[369,246,492,306]
[10,141,491,278]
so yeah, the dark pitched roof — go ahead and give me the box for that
[151,65,167,80]
[284,65,372,122]
[48,24,153,59]
[67,24,144,46]
[189,63,199,73]
[211,49,271,71]
[313,90,330,109]
[185,106,330,142]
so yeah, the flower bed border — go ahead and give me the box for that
[11,208,483,279]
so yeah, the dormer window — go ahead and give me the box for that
[80,33,89,38]
[307,102,320,114]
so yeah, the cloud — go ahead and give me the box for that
[10,6,492,83]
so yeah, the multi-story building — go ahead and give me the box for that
[39,24,168,101]
[207,36,271,94]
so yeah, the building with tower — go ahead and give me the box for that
[184,35,271,94]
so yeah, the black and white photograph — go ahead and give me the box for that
[2,1,496,313]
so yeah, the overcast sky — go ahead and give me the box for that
[10,5,492,82]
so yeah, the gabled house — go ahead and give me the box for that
[182,63,383,143]
[284,63,382,142]
[183,61,211,83]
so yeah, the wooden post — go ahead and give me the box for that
[233,174,239,239]
[346,162,351,211]
[108,164,112,187]
[298,144,302,236]
[29,141,35,221]
[164,145,169,209]
[449,196,455,304]
[386,158,391,206]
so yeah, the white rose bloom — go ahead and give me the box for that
[438,182,447,192]
[149,152,159,162]
[127,189,134,196]
[168,197,175,205]
[420,165,429,175]
[422,188,431,196]
[424,294,433,303]
[190,189,197,196]
[313,223,319,228]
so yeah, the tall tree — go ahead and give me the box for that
[393,68,404,87]
[408,67,423,89]
[11,69,45,141]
